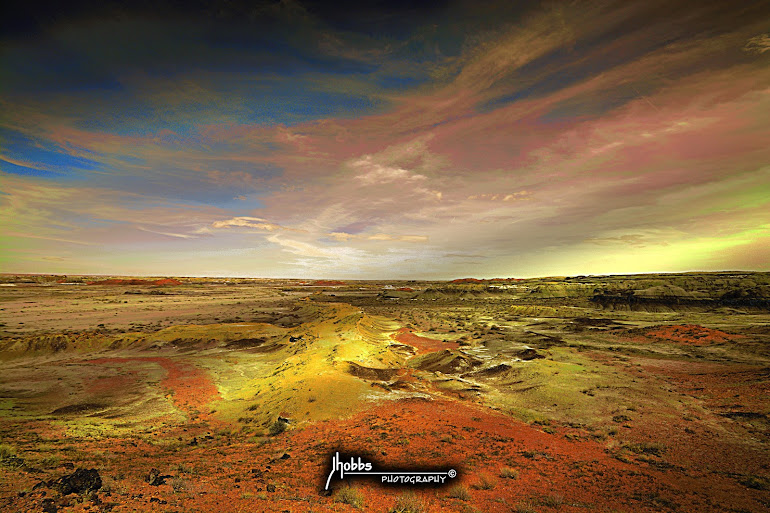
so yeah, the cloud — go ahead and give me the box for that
[211,217,284,231]
[467,191,532,201]
[4,231,95,246]
[326,232,356,241]
[266,234,368,262]
[584,234,668,248]
[327,231,428,243]
[0,173,227,248]
[444,253,486,259]
[136,226,197,239]
[0,154,57,173]
[744,34,770,54]
[351,156,427,185]
[206,216,309,234]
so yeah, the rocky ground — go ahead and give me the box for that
[1,272,768,512]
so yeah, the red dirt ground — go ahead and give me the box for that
[312,280,347,286]
[636,359,769,419]
[392,328,460,354]
[3,396,766,512]
[85,357,221,418]
[590,351,769,473]
[151,279,183,287]
[625,324,745,345]
[85,371,140,395]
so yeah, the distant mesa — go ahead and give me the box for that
[152,278,183,286]
[450,277,524,284]
[87,278,182,286]
[311,280,346,286]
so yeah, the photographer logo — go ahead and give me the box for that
[324,452,457,490]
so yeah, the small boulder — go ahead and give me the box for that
[41,498,57,513]
[146,468,166,486]
[515,348,544,360]
[50,468,102,495]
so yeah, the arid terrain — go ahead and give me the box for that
[1,273,769,512]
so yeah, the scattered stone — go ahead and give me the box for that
[515,348,545,360]
[41,498,57,513]
[51,468,102,495]
[266,483,276,493]
[146,468,166,486]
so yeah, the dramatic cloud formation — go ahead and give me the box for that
[1,0,769,278]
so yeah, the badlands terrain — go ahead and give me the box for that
[0,272,768,512]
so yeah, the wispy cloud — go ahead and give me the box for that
[211,217,285,231]
[352,158,427,186]
[328,232,428,243]
[136,226,198,239]
[4,231,96,246]
[744,34,770,54]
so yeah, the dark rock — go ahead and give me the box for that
[346,362,399,381]
[515,348,545,361]
[41,498,58,513]
[146,468,166,486]
[51,468,102,495]
[266,483,276,492]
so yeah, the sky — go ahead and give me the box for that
[1,0,769,279]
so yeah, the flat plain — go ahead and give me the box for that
[1,273,768,512]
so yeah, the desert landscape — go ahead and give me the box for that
[3,0,770,511]
[1,272,768,512]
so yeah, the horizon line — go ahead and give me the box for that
[2,269,767,281]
